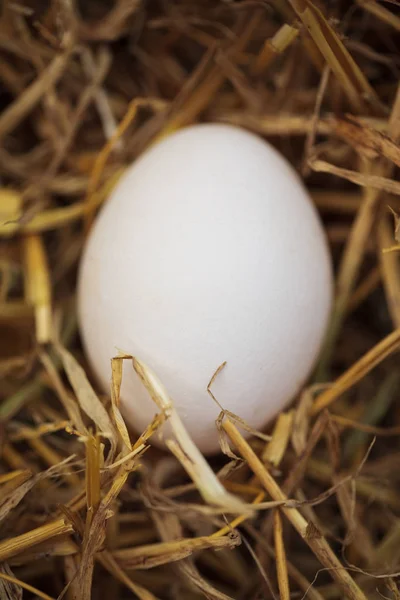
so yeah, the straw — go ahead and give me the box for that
[1,2,400,598]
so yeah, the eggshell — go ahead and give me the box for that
[78,124,332,454]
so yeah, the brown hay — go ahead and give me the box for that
[1,2,400,599]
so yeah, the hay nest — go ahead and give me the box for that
[1,1,400,599]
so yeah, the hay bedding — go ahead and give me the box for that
[0,1,400,599]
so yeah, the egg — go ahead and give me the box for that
[78,123,333,454]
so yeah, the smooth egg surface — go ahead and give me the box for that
[78,124,333,454]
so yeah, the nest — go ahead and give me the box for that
[1,1,400,599]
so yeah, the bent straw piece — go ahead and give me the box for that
[132,356,250,514]
[222,418,368,600]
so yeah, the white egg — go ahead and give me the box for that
[78,123,332,454]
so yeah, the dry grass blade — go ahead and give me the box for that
[344,372,399,465]
[85,433,101,532]
[74,456,146,600]
[0,300,33,320]
[307,457,400,510]
[80,48,118,142]
[222,418,368,600]
[39,350,87,435]
[0,173,123,237]
[54,344,118,451]
[85,97,167,228]
[132,356,250,513]
[0,457,74,522]
[9,421,70,442]
[309,159,400,195]
[0,518,73,563]
[378,215,400,327]
[331,413,400,436]
[99,552,160,600]
[176,561,235,600]
[387,206,400,242]
[20,47,113,210]
[163,11,261,135]
[0,469,30,486]
[151,509,236,600]
[376,87,400,310]
[311,190,362,214]
[0,564,22,600]
[1,2,400,598]
[288,0,381,113]
[214,491,265,537]
[103,443,146,470]
[346,266,381,315]
[114,533,240,570]
[374,524,400,572]
[110,356,132,452]
[22,234,52,344]
[356,0,400,31]
[25,435,79,488]
[241,534,279,600]
[252,23,299,75]
[332,116,400,167]
[216,112,388,137]
[0,38,74,140]
[0,568,54,600]
[316,85,400,376]
[312,328,400,414]
[303,65,330,176]
[314,181,386,382]
[386,579,400,600]
[261,411,293,467]
[0,378,45,422]
[246,526,325,600]
[77,0,141,41]
[274,510,290,600]
[0,188,21,222]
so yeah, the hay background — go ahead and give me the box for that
[1,1,400,599]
